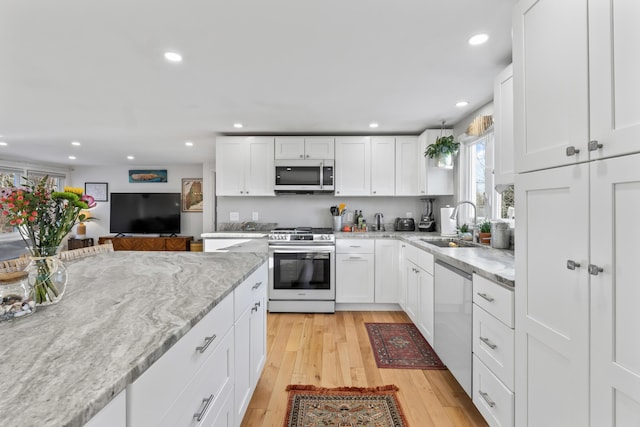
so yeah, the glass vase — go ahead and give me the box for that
[25,246,68,306]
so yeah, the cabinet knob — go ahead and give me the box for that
[240,190,244,194]
[566,260,581,270]
[306,154,310,158]
[566,146,580,156]
[588,264,604,276]
[299,154,304,158]
[245,191,249,194]
[588,140,603,151]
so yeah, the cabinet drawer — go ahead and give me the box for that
[405,244,434,274]
[336,239,374,253]
[234,263,268,320]
[127,295,234,426]
[473,274,514,328]
[473,355,514,427]
[473,304,515,390]
[159,328,234,427]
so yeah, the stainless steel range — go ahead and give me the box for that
[268,227,335,313]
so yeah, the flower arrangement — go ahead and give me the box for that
[0,176,96,303]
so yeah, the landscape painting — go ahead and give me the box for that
[128,169,167,183]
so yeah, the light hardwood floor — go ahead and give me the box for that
[241,311,488,426]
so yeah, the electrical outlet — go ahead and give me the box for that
[230,212,240,221]
[252,211,259,221]
[406,212,413,218]
[346,212,354,222]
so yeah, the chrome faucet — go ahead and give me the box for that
[374,213,384,232]
[450,201,477,242]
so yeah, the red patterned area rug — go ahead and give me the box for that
[365,322,446,370]
[284,385,408,427]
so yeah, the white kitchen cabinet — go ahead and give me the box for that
[402,244,434,345]
[416,267,434,346]
[371,136,396,196]
[404,262,419,323]
[336,239,374,303]
[334,137,371,196]
[395,136,420,195]
[234,263,267,426]
[493,64,514,186]
[85,390,126,427]
[398,243,408,311]
[417,129,454,195]
[216,137,275,196]
[274,136,334,160]
[374,239,398,303]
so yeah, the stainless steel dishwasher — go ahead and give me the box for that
[434,259,473,396]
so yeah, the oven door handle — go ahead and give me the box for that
[269,246,335,253]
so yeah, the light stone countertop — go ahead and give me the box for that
[334,231,515,287]
[0,251,267,427]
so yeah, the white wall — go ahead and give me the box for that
[70,164,203,242]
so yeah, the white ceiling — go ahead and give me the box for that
[0,0,515,167]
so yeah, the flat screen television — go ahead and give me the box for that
[110,193,181,235]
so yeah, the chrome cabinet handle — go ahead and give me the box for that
[588,140,603,151]
[480,336,498,349]
[566,146,580,156]
[589,264,604,276]
[479,391,496,408]
[348,256,362,260]
[349,245,361,248]
[193,394,215,421]
[252,281,263,290]
[477,292,495,302]
[255,301,261,308]
[566,260,581,270]
[195,334,217,353]
[251,305,258,313]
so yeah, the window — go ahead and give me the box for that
[0,169,21,234]
[458,132,494,224]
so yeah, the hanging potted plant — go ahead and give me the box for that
[424,134,460,169]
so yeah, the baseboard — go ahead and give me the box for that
[335,303,402,312]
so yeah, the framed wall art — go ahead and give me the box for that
[128,169,168,183]
[182,178,203,212]
[84,182,109,202]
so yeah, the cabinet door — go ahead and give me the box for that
[274,136,305,159]
[405,263,419,323]
[250,284,267,390]
[589,1,640,161]
[417,269,434,346]
[84,390,126,427]
[395,136,419,195]
[234,305,252,422]
[335,253,374,303]
[398,244,408,311]
[513,0,589,173]
[590,154,640,425]
[371,136,396,196]
[334,137,371,196]
[494,64,515,186]
[374,239,398,303]
[246,137,274,196]
[216,137,247,196]
[304,136,335,159]
[515,164,589,426]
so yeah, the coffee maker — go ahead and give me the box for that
[418,198,436,232]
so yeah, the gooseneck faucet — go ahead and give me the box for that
[450,201,477,242]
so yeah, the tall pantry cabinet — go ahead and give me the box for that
[513,1,640,426]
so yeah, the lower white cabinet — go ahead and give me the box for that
[85,390,126,427]
[336,239,375,303]
[403,243,434,346]
[473,354,515,427]
[374,239,399,303]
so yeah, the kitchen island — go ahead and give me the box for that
[0,251,267,427]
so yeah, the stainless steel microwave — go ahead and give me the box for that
[274,159,334,193]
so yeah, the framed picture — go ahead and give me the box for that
[128,169,168,183]
[182,178,203,212]
[84,182,108,202]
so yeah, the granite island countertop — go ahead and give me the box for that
[334,231,515,287]
[0,251,267,427]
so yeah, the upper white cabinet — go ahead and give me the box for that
[335,137,371,196]
[493,64,514,185]
[514,0,640,173]
[274,136,335,160]
[418,130,454,195]
[371,136,396,196]
[395,136,420,195]
[216,137,275,196]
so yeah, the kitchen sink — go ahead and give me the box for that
[420,238,478,248]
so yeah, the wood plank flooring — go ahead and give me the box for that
[241,311,488,426]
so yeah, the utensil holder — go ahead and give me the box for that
[333,216,342,231]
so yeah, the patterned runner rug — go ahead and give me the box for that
[365,322,446,369]
[284,385,408,427]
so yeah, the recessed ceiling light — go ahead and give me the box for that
[369,122,379,128]
[185,141,194,147]
[233,123,243,128]
[468,33,489,46]
[127,155,135,160]
[71,141,81,146]
[456,101,469,107]
[0,142,7,146]
[164,51,183,62]
[68,156,76,160]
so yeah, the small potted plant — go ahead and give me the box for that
[479,220,491,245]
[424,134,460,169]
[458,223,472,241]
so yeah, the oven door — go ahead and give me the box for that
[268,245,335,301]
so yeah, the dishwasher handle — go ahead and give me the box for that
[435,259,472,281]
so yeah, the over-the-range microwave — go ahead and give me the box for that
[274,159,334,194]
